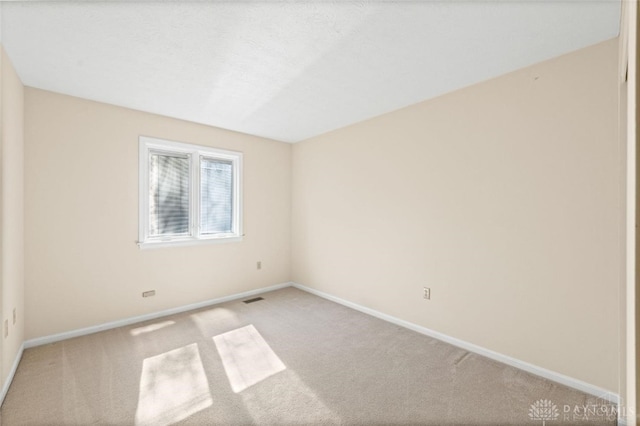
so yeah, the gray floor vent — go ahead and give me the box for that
[243,297,264,304]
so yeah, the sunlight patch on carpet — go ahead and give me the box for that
[135,343,212,425]
[191,307,240,336]
[130,320,175,336]
[214,324,286,393]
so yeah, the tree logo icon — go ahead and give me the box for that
[529,399,559,425]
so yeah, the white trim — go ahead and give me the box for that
[623,1,637,425]
[24,282,290,349]
[1,343,24,405]
[20,281,621,408]
[291,282,620,405]
[138,235,243,250]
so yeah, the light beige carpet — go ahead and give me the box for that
[1,287,616,425]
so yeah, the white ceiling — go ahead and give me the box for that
[1,1,621,143]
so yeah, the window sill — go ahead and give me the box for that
[137,235,243,250]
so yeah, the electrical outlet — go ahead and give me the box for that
[142,290,156,298]
[4,320,8,338]
[12,308,16,325]
[257,261,262,270]
[423,287,431,300]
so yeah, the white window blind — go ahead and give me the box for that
[149,152,191,237]
[200,158,233,235]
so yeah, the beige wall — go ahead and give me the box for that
[24,89,291,339]
[292,39,621,392]
[1,46,25,383]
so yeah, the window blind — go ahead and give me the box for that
[200,158,233,235]
[149,152,190,236]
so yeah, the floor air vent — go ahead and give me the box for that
[243,297,264,304]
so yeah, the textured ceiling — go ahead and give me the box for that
[1,1,621,143]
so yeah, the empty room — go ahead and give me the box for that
[0,1,636,425]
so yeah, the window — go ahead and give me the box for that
[139,136,242,248]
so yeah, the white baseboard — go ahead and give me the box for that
[18,280,622,409]
[291,282,620,405]
[24,282,291,349]
[1,343,24,405]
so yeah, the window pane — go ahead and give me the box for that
[149,152,190,237]
[200,158,233,235]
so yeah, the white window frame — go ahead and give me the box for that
[138,136,243,249]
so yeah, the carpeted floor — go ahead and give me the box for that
[1,287,617,425]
